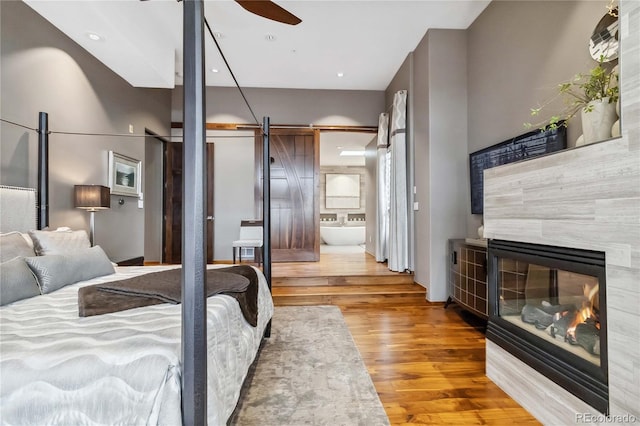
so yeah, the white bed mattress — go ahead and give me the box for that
[0,264,274,425]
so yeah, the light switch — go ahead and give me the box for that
[413,202,419,211]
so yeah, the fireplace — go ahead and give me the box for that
[486,239,608,414]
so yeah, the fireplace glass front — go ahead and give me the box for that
[487,240,608,414]
[498,260,602,367]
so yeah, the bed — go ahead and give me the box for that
[0,186,274,425]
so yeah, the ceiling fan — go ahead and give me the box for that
[141,0,301,25]
[235,0,301,25]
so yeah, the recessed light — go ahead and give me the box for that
[265,34,276,41]
[210,68,219,73]
[337,72,344,78]
[213,31,224,39]
[86,32,103,42]
[340,150,365,157]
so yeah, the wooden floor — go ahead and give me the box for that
[272,251,405,277]
[271,252,421,306]
[271,252,540,425]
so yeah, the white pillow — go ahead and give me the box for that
[0,232,36,262]
[0,257,41,305]
[24,246,115,294]
[20,232,34,248]
[28,229,91,256]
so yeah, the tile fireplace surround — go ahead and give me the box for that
[483,2,639,423]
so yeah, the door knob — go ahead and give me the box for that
[206,216,214,221]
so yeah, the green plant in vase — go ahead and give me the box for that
[525,57,619,144]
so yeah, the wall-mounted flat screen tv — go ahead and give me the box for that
[469,125,567,215]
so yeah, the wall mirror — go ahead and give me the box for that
[325,173,360,208]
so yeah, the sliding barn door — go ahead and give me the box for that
[256,128,319,262]
[164,142,215,264]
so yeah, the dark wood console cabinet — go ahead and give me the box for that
[116,256,145,266]
[447,239,488,319]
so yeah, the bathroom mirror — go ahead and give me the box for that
[325,173,360,208]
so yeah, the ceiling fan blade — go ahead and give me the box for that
[235,1,301,25]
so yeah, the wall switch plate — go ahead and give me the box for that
[128,124,134,134]
[138,199,143,209]
[413,202,419,211]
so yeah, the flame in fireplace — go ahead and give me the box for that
[566,283,600,343]
[566,306,597,340]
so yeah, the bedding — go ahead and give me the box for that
[0,264,274,425]
[78,265,259,326]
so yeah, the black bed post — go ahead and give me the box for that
[182,0,207,424]
[262,116,272,338]
[37,112,49,230]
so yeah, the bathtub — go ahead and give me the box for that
[320,225,365,246]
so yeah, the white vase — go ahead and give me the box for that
[612,119,621,137]
[581,98,617,144]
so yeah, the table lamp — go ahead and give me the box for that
[74,185,110,246]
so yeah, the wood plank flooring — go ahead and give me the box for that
[272,252,540,425]
[342,304,540,425]
[272,251,411,277]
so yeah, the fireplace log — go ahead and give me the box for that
[522,303,576,329]
[550,314,572,340]
[522,304,554,329]
[575,323,600,355]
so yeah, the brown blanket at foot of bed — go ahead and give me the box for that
[78,265,259,326]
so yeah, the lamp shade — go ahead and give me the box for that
[74,185,110,210]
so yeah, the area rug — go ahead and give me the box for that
[228,305,390,425]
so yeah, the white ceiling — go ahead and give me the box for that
[23,0,490,91]
[319,132,374,166]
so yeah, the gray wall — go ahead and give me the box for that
[466,0,608,235]
[0,1,171,262]
[172,86,384,126]
[385,55,412,110]
[407,29,468,301]
[412,36,430,290]
[211,131,255,262]
[426,30,468,301]
[144,134,165,263]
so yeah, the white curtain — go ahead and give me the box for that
[388,90,409,272]
[375,113,389,262]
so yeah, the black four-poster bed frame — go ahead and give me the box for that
[33,2,272,422]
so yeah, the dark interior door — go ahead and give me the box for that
[256,128,319,262]
[164,142,215,264]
